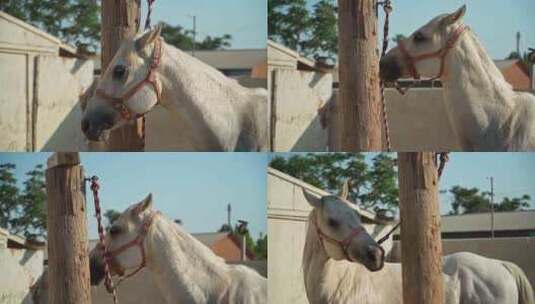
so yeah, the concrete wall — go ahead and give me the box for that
[0,248,43,304]
[267,168,394,304]
[0,54,92,152]
[36,56,92,151]
[270,69,332,151]
[391,237,535,288]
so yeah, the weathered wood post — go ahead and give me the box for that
[337,0,383,151]
[101,0,144,151]
[46,152,91,304]
[398,152,444,304]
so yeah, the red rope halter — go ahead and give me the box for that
[398,25,469,80]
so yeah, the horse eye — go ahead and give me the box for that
[413,32,426,43]
[112,65,128,80]
[327,218,339,229]
[109,225,121,236]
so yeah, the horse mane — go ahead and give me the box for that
[450,28,515,103]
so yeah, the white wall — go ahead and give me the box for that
[270,70,332,152]
[0,248,43,304]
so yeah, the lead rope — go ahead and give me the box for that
[89,176,119,304]
[140,0,156,150]
[378,0,393,152]
[378,153,449,244]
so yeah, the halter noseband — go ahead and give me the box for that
[312,213,365,262]
[398,25,468,80]
[100,211,159,283]
[96,38,163,121]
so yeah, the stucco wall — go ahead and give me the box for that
[391,237,535,288]
[0,248,43,304]
[267,168,394,304]
[270,69,332,151]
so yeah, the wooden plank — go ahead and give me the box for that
[337,0,383,151]
[46,152,91,304]
[398,152,444,304]
[101,0,144,151]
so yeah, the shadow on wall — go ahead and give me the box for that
[41,102,87,151]
[291,114,328,151]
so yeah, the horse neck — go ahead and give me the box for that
[156,42,251,151]
[302,210,381,303]
[441,30,516,148]
[145,215,230,303]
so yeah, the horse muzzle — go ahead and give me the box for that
[379,56,403,82]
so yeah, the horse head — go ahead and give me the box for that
[302,181,385,272]
[82,27,163,142]
[380,5,467,81]
[89,193,157,285]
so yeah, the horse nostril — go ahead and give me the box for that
[81,118,90,133]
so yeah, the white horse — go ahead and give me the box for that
[81,26,268,151]
[380,5,535,151]
[301,184,534,304]
[89,194,266,303]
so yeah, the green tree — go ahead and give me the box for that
[255,233,268,260]
[0,163,19,231]
[305,0,337,59]
[0,0,100,53]
[269,153,399,213]
[103,209,121,227]
[160,22,232,51]
[392,34,407,44]
[448,185,531,215]
[13,165,47,240]
[268,0,313,55]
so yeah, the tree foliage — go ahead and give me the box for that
[160,22,232,51]
[0,0,100,53]
[448,185,531,215]
[0,163,47,240]
[103,209,121,227]
[270,153,399,214]
[268,0,337,59]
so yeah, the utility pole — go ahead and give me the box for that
[102,0,144,151]
[491,178,495,238]
[398,152,444,304]
[190,15,197,56]
[227,203,232,228]
[337,0,383,151]
[516,32,521,56]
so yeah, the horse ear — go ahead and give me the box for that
[302,189,322,208]
[339,179,350,200]
[442,5,466,26]
[134,193,153,214]
[135,25,162,52]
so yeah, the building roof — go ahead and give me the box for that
[0,11,77,56]
[494,59,519,71]
[441,210,535,233]
[192,48,266,70]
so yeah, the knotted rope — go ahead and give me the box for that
[89,176,119,304]
[378,0,393,152]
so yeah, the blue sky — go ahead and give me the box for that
[143,0,267,49]
[0,153,267,240]
[303,0,535,59]
[376,0,535,59]
[269,153,535,215]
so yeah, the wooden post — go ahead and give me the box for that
[46,152,91,304]
[398,152,444,304]
[337,0,383,151]
[101,0,144,151]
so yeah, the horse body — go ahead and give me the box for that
[380,5,535,151]
[82,27,268,152]
[301,186,534,304]
[145,213,267,303]
[153,42,268,151]
[442,31,535,151]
